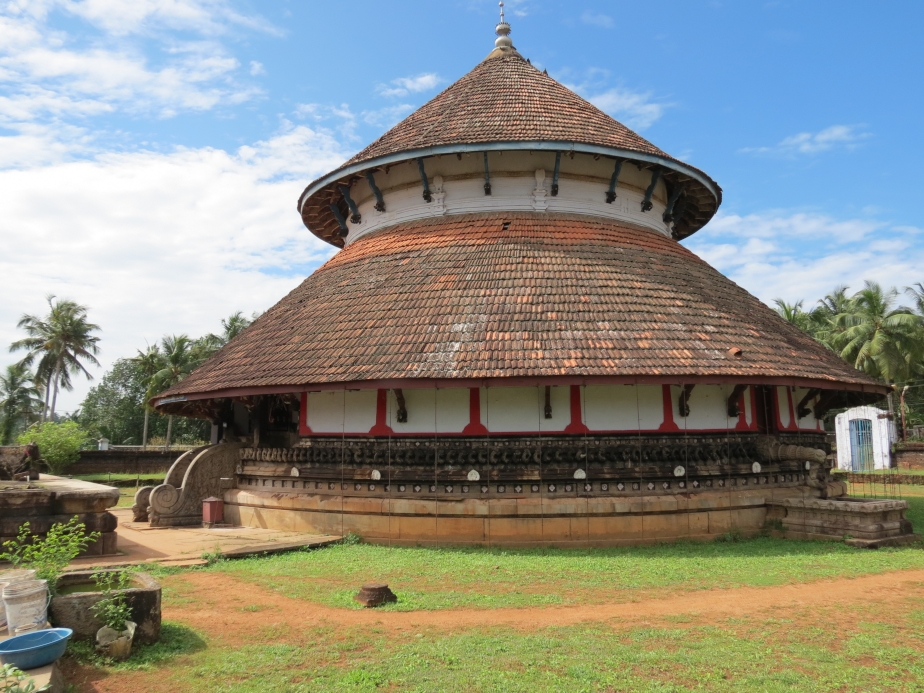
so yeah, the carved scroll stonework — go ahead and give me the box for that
[149,442,242,527]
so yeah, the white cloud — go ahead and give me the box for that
[587,87,667,131]
[580,11,614,28]
[362,104,414,128]
[0,0,267,133]
[741,124,870,156]
[249,60,264,76]
[685,210,922,307]
[375,73,443,99]
[0,123,348,413]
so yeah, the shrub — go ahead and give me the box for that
[16,421,90,474]
[0,517,100,592]
[0,663,48,692]
[90,571,133,633]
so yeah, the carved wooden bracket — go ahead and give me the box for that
[394,389,408,423]
[796,388,822,419]
[544,386,552,419]
[727,384,748,417]
[678,384,695,417]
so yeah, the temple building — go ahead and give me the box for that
[149,8,888,545]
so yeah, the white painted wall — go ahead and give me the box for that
[835,406,896,470]
[304,384,765,436]
[340,150,673,244]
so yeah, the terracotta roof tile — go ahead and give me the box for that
[160,213,882,399]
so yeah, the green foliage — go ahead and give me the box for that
[9,295,101,421]
[340,531,362,545]
[0,364,43,445]
[77,357,207,445]
[0,517,100,590]
[0,664,49,693]
[66,622,205,672]
[90,570,133,632]
[15,421,89,473]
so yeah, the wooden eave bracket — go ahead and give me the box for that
[726,384,748,417]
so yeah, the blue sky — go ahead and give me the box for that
[1,0,922,412]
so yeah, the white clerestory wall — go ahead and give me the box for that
[339,151,676,244]
[301,384,822,436]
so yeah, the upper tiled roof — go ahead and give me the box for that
[299,52,721,245]
[157,213,883,403]
[343,52,669,166]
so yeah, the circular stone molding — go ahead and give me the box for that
[573,469,587,479]
[673,466,685,477]
[751,462,762,474]
[467,469,481,481]
[371,469,382,481]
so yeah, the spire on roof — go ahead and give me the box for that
[495,1,513,49]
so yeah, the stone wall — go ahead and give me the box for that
[1,446,182,476]
[896,443,924,470]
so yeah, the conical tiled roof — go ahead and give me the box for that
[343,53,670,167]
[157,213,885,406]
[298,51,721,245]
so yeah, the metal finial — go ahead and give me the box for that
[495,0,513,48]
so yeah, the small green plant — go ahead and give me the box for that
[341,532,362,545]
[0,517,100,592]
[90,571,133,632]
[715,528,744,543]
[201,548,224,565]
[0,663,49,693]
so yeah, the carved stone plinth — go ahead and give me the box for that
[354,583,397,607]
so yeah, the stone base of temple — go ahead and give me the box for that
[222,485,839,547]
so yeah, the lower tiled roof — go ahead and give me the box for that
[158,213,883,399]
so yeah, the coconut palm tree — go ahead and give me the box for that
[196,311,256,361]
[149,335,197,447]
[0,363,43,444]
[131,344,163,450]
[10,296,101,421]
[831,281,923,383]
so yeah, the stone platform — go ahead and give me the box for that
[0,476,119,556]
[766,497,919,547]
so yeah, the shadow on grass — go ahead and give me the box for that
[65,622,207,672]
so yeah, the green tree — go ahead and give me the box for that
[831,281,923,384]
[16,421,90,474]
[0,364,43,444]
[195,311,256,362]
[9,296,101,422]
[131,345,162,449]
[150,335,198,447]
[77,359,148,445]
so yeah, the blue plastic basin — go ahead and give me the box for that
[0,628,72,670]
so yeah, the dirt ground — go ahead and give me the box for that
[64,567,924,692]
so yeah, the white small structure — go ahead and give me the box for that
[835,406,896,471]
[97,438,110,451]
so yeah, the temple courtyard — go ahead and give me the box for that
[57,489,924,692]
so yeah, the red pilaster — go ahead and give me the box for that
[734,386,750,431]
[298,392,313,436]
[564,385,590,434]
[658,384,680,432]
[368,389,394,435]
[462,387,488,434]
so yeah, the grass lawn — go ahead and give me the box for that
[62,483,924,691]
[63,532,924,692]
